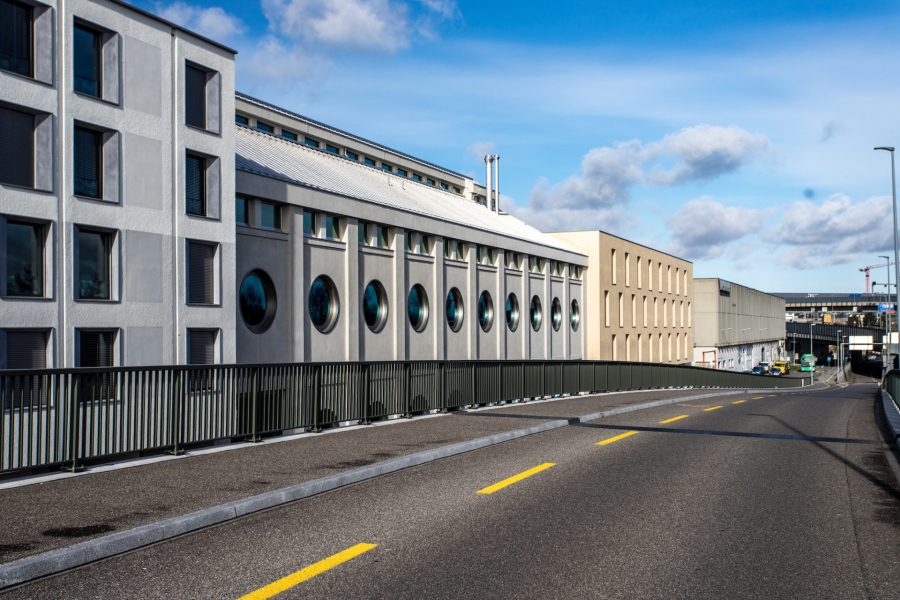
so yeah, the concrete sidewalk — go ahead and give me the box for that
[0,384,814,576]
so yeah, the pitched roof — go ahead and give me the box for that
[235,126,582,256]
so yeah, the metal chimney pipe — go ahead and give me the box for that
[493,154,500,213]
[484,155,493,209]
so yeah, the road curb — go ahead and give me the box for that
[0,386,795,589]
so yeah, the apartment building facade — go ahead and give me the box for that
[550,231,693,364]
[0,0,236,368]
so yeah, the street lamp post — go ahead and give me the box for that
[809,323,814,385]
[837,328,842,383]
[875,146,899,373]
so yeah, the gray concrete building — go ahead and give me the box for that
[0,0,237,368]
[692,278,786,371]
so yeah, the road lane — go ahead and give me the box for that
[6,384,898,599]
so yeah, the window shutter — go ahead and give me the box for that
[78,330,114,367]
[188,329,216,364]
[188,242,215,304]
[185,154,205,215]
[0,106,33,187]
[6,331,47,369]
[185,65,206,128]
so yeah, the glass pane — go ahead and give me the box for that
[363,280,387,332]
[346,150,358,161]
[77,230,110,300]
[73,24,100,97]
[530,296,542,331]
[6,221,42,296]
[0,105,33,187]
[446,288,463,332]
[74,126,101,198]
[239,270,276,333]
[235,197,248,225]
[305,137,319,148]
[478,291,493,332]
[256,121,273,133]
[364,157,376,167]
[326,215,340,239]
[303,211,314,236]
[325,144,339,155]
[281,130,297,141]
[235,114,248,125]
[185,65,206,128]
[185,154,205,215]
[308,276,338,332]
[506,294,519,331]
[260,202,280,229]
[408,285,428,331]
[0,0,32,77]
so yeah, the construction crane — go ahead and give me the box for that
[860,261,895,293]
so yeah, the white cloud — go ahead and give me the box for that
[667,197,765,260]
[466,141,496,162]
[155,2,244,42]
[765,193,893,268]
[646,124,771,185]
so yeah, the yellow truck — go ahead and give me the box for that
[771,361,789,375]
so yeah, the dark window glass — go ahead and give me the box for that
[363,157,376,167]
[530,296,542,331]
[77,330,115,367]
[6,220,43,297]
[304,137,319,149]
[506,294,519,331]
[0,105,33,187]
[325,144,339,155]
[551,297,562,331]
[325,214,340,239]
[358,221,367,244]
[376,224,389,248]
[187,241,215,304]
[397,169,407,177]
[260,201,280,229]
[308,275,339,333]
[362,280,387,333]
[440,182,449,190]
[256,121,273,133]
[570,299,580,331]
[380,163,392,173]
[76,229,110,300]
[407,284,429,332]
[235,196,249,225]
[239,270,276,333]
[188,329,216,364]
[303,211,314,236]
[478,291,494,332]
[73,24,100,97]
[185,153,206,216]
[74,126,102,198]
[185,64,206,128]
[5,330,47,369]
[446,288,463,332]
[426,178,435,186]
[346,150,358,161]
[281,130,297,141]
[235,114,248,125]
[0,0,32,77]
[411,173,421,182]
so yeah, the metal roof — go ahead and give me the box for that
[235,126,583,256]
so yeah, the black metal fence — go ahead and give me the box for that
[0,360,801,475]
[883,370,900,411]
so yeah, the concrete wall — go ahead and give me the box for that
[0,0,236,367]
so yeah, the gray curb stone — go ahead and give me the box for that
[0,385,805,589]
[880,390,900,443]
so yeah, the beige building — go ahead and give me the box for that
[550,231,693,363]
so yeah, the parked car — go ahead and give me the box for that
[771,361,789,375]
[769,367,782,376]
[758,362,771,374]
[751,366,766,376]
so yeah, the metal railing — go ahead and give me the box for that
[0,360,801,476]
[883,370,900,411]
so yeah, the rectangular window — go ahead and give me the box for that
[325,144,339,155]
[675,268,680,294]
[647,259,652,291]
[636,256,641,289]
[455,242,465,261]
[643,297,648,327]
[618,293,623,327]
[256,121,274,133]
[376,224,389,248]
[185,153,206,216]
[259,201,281,229]
[667,265,672,293]
[611,249,616,285]
[359,222,368,245]
[346,150,359,161]
[604,291,610,327]
[76,228,111,300]
[612,334,617,361]
[396,168,407,177]
[0,105,33,187]
[440,182,449,190]
[663,299,668,327]
[185,64,207,128]
[0,0,32,77]
[303,211,314,236]
[631,294,636,327]
[281,130,297,141]
[380,162,392,173]
[680,301,684,327]
[235,114,248,126]
[325,214,340,240]
[426,178,435,186]
[74,125,102,198]
[654,297,658,327]
[626,334,631,361]
[5,330,47,369]
[73,23,101,97]
[411,173,421,182]
[688,302,692,327]
[625,252,630,286]
[363,156,376,167]
[304,136,320,149]
[187,241,216,304]
[5,219,44,297]
[77,329,115,367]
[235,196,249,225]
[188,329,217,365]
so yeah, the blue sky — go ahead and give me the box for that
[139,0,900,293]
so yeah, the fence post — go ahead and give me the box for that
[440,363,448,413]
[404,362,412,418]
[247,368,262,443]
[63,374,84,472]
[167,370,185,456]
[312,366,321,433]
[361,364,371,424]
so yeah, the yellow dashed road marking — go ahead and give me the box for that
[703,405,724,412]
[732,400,746,405]
[659,415,690,424]
[596,431,640,446]
[477,463,556,495]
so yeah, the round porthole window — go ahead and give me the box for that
[551,297,563,332]
[308,275,339,333]
[239,270,276,333]
[446,287,464,332]
[530,296,543,331]
[478,290,494,332]
[570,299,580,331]
[506,293,520,332]
[362,280,388,333]
[408,284,429,332]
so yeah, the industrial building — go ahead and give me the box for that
[692,278,786,371]
[0,0,586,368]
[549,231,693,363]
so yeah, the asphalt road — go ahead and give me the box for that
[6,383,899,599]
